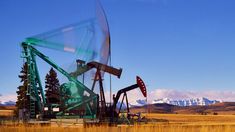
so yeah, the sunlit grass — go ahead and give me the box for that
[1,114,235,132]
[1,124,235,132]
[0,110,14,117]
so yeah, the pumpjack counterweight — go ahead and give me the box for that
[21,41,147,123]
[19,1,147,124]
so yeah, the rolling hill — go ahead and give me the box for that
[130,102,235,115]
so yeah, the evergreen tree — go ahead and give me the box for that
[45,68,60,104]
[16,62,29,115]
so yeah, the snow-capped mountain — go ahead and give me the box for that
[0,101,16,106]
[152,97,221,106]
[132,99,147,106]
[0,98,221,107]
[118,97,221,108]
[116,99,147,109]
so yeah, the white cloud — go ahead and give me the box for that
[2,89,235,105]
[0,94,17,103]
[105,88,235,104]
[149,89,235,102]
[104,89,146,103]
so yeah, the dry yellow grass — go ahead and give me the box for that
[1,114,235,132]
[1,124,235,132]
[0,110,14,117]
[146,113,235,123]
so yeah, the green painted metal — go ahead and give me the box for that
[21,42,98,119]
[20,3,111,119]
[25,37,95,56]
[25,19,96,57]
[22,43,45,118]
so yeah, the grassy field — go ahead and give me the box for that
[0,110,14,117]
[1,114,235,132]
[147,113,235,123]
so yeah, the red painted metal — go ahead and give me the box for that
[136,76,147,97]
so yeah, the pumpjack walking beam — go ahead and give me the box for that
[112,76,147,121]
[21,42,98,119]
[70,59,122,120]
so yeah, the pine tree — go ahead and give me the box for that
[16,62,29,115]
[45,68,60,104]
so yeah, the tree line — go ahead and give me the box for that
[16,62,60,116]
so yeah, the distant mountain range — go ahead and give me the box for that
[127,97,221,108]
[0,97,220,108]
[130,102,235,115]
[152,97,221,106]
[0,101,16,106]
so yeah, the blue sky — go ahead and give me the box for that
[1,0,235,101]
